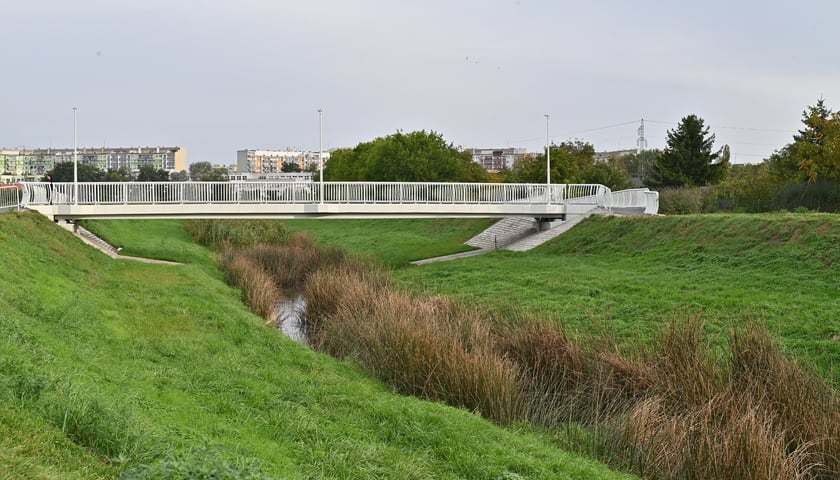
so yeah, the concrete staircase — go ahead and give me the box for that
[75,225,123,258]
[504,212,596,251]
[464,207,605,253]
[465,216,538,250]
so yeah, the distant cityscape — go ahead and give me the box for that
[1,144,637,182]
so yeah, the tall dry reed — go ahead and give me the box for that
[303,267,523,424]
[218,248,280,323]
[217,232,840,479]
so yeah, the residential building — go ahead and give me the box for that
[0,146,186,181]
[236,149,330,174]
[594,149,638,162]
[228,172,313,182]
[467,147,527,172]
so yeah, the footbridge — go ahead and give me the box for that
[14,181,658,221]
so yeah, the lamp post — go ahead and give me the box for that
[73,107,78,204]
[544,113,551,202]
[318,108,323,204]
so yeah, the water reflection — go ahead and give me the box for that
[275,296,308,344]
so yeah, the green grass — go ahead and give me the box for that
[281,218,495,266]
[80,219,216,266]
[84,218,495,267]
[393,213,840,384]
[0,211,633,479]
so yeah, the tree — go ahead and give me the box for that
[788,99,840,182]
[713,162,776,212]
[505,140,631,190]
[136,166,170,182]
[767,99,840,184]
[189,162,214,181]
[102,167,132,182]
[649,115,728,187]
[204,167,230,181]
[282,161,302,173]
[324,130,487,182]
[45,161,103,182]
[616,149,660,186]
[170,170,189,182]
[188,162,229,181]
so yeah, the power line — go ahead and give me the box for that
[715,125,795,134]
[510,118,795,148]
[564,120,640,135]
[645,119,794,134]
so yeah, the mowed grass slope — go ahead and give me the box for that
[394,213,840,384]
[281,218,496,266]
[0,211,634,479]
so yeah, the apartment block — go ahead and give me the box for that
[0,146,186,181]
[236,149,329,174]
[467,147,527,172]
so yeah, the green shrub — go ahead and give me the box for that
[712,163,777,213]
[656,187,704,214]
[773,181,840,212]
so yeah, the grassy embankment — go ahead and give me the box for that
[205,213,839,479]
[0,211,633,479]
[280,218,496,267]
[394,213,840,385]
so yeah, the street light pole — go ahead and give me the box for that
[318,108,323,204]
[545,113,551,203]
[73,107,78,204]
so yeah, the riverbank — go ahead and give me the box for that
[0,211,633,479]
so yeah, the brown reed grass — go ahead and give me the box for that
[217,233,840,480]
[218,248,280,323]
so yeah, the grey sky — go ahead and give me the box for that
[4,0,838,166]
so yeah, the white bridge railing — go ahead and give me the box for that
[605,188,659,215]
[19,181,611,207]
[13,181,657,218]
[0,185,22,211]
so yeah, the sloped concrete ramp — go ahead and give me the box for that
[504,211,597,251]
[465,216,538,250]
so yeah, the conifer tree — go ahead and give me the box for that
[649,114,727,187]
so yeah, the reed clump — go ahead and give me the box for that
[217,232,840,479]
[303,267,522,424]
[185,219,290,249]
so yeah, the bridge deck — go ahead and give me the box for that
[15,181,657,220]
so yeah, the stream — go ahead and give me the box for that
[275,295,308,344]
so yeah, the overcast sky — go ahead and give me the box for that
[3,0,839,166]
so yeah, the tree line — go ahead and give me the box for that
[322,99,837,212]
[640,99,840,212]
[41,99,840,212]
[44,161,228,182]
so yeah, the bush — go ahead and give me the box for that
[711,163,778,213]
[773,181,840,212]
[656,187,704,214]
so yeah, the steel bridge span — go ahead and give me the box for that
[13,181,658,221]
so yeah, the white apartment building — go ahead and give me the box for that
[236,149,330,174]
[0,146,186,181]
[467,147,527,172]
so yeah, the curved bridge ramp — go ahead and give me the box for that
[465,216,539,250]
[464,209,603,253]
[504,211,599,251]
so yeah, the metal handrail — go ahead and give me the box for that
[0,185,22,211]
[605,188,659,214]
[20,181,617,207]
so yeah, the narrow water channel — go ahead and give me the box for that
[275,296,308,344]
